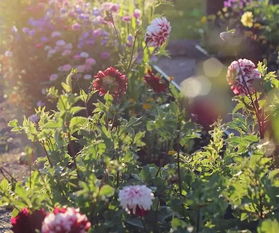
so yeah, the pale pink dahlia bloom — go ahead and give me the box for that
[41,207,91,233]
[145,17,171,47]
[226,59,261,95]
[119,185,154,216]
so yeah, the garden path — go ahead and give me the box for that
[156,39,208,85]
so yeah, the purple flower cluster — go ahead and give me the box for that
[2,0,144,108]
[224,0,252,9]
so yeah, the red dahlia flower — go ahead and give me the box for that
[226,59,261,95]
[11,208,47,233]
[144,70,168,93]
[93,67,128,98]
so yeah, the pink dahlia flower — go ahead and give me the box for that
[145,17,171,47]
[119,185,154,217]
[93,67,128,98]
[41,207,91,233]
[226,59,261,95]
[11,208,46,233]
[144,70,169,93]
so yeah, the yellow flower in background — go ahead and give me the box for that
[168,150,176,156]
[142,103,152,110]
[241,11,254,28]
[200,16,207,24]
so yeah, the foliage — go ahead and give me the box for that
[0,1,278,233]
[1,59,278,232]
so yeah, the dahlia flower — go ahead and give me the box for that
[41,207,91,233]
[93,67,128,98]
[11,208,46,233]
[144,70,169,93]
[145,17,171,47]
[119,185,154,216]
[226,59,261,95]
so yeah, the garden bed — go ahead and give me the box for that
[0,1,278,233]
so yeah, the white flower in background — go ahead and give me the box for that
[145,17,171,47]
[119,185,154,216]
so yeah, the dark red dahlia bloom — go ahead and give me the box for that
[11,208,47,233]
[93,67,128,98]
[133,206,149,217]
[144,70,168,93]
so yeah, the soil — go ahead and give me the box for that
[0,84,29,232]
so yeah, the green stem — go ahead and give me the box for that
[177,150,182,196]
[41,142,53,167]
[237,61,264,138]
[126,31,139,73]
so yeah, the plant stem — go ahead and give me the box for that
[41,142,53,167]
[177,149,182,196]
[126,31,139,73]
[111,18,123,56]
[67,133,82,181]
[0,167,17,184]
[237,61,264,138]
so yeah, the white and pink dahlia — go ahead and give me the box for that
[145,17,171,47]
[41,207,91,233]
[226,59,261,95]
[119,185,154,217]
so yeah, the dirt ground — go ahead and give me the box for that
[0,84,29,232]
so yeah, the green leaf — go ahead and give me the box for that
[258,219,279,233]
[69,117,88,133]
[126,218,144,229]
[99,185,114,197]
[133,131,145,147]
[61,82,71,93]
[8,119,21,131]
[171,218,187,230]
[71,106,85,115]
